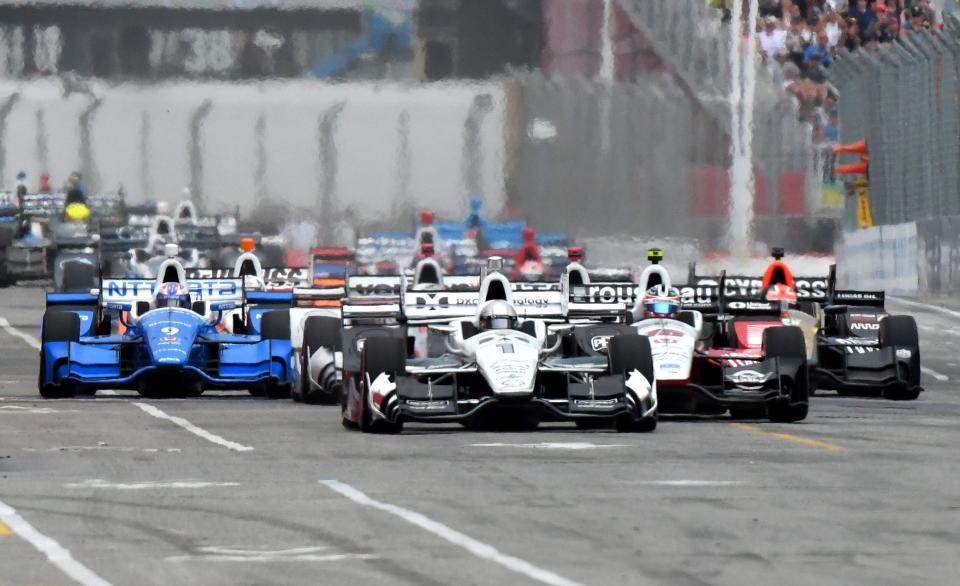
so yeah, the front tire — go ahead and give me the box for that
[608,334,657,432]
[299,316,342,404]
[764,326,809,422]
[359,337,405,434]
[259,310,292,400]
[39,311,80,399]
[880,315,921,401]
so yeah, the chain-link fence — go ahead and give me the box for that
[830,17,960,227]
[509,0,824,253]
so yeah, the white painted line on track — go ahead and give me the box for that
[0,499,112,586]
[921,366,949,382]
[889,296,960,319]
[65,479,239,490]
[0,316,41,349]
[320,479,588,586]
[470,442,626,450]
[632,480,745,487]
[133,402,254,452]
[167,545,378,563]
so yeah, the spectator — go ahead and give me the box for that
[759,16,788,61]
[760,0,784,19]
[38,172,52,193]
[803,31,834,67]
[843,16,862,50]
[847,0,876,37]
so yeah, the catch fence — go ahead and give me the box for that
[830,16,960,227]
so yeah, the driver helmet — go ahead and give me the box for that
[479,300,519,330]
[643,286,681,318]
[154,282,191,309]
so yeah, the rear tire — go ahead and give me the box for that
[359,337,405,434]
[39,311,81,399]
[764,326,809,422]
[608,334,657,432]
[879,315,921,400]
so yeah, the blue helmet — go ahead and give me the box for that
[154,282,191,309]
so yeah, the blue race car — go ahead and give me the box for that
[38,257,295,399]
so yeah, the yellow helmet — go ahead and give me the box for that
[65,202,90,221]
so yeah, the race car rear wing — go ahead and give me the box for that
[342,276,565,325]
[826,264,885,307]
[687,263,829,300]
[186,267,311,289]
[98,278,245,306]
[566,282,720,319]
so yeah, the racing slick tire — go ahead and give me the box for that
[39,311,80,398]
[298,316,342,404]
[608,334,657,433]
[358,337,405,434]
[61,261,97,293]
[764,326,810,423]
[728,406,766,420]
[879,315,921,401]
[257,310,292,399]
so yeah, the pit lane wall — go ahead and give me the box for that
[836,218,960,297]
[0,78,507,227]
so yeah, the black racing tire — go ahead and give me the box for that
[260,309,291,340]
[61,261,97,293]
[608,334,656,432]
[879,315,921,400]
[300,316,342,404]
[257,310,292,399]
[263,382,291,400]
[38,347,77,399]
[608,334,654,382]
[764,326,810,422]
[729,406,766,420]
[615,412,657,432]
[359,337,405,434]
[42,310,81,343]
[574,419,612,429]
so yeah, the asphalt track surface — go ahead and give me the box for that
[0,286,957,586]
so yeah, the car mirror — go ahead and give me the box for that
[105,302,132,312]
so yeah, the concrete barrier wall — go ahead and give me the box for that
[0,78,507,226]
[837,222,920,295]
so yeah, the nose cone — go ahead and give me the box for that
[139,309,202,367]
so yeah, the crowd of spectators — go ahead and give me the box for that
[711,1,944,147]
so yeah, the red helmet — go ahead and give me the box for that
[420,242,435,257]
[568,245,584,262]
[522,227,536,242]
[420,210,435,226]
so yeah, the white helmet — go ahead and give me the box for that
[479,300,518,330]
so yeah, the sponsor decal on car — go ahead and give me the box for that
[590,335,612,352]
[727,369,772,386]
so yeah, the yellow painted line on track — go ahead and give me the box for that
[0,520,13,535]
[730,423,843,452]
